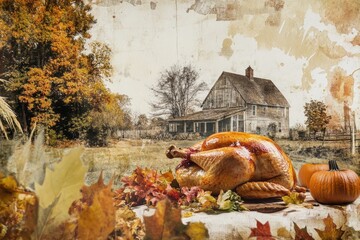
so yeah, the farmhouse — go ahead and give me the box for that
[168,66,290,137]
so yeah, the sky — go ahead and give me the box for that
[87,0,360,128]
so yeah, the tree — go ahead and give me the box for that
[84,93,130,146]
[150,64,207,118]
[304,100,332,138]
[135,114,148,130]
[0,1,117,140]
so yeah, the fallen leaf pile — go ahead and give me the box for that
[0,148,146,240]
[114,167,247,213]
[114,167,179,207]
[0,174,37,239]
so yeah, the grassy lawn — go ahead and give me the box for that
[79,138,359,188]
[2,138,359,188]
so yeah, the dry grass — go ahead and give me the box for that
[82,139,199,187]
[2,138,358,188]
[79,138,359,187]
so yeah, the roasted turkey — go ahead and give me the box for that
[166,132,305,199]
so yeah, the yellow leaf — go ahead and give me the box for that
[35,147,87,237]
[0,175,18,192]
[282,192,306,205]
[182,211,193,218]
[185,222,209,240]
[277,227,292,239]
[143,198,209,240]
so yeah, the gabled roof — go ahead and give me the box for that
[168,107,246,122]
[202,71,290,108]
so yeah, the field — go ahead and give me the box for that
[1,138,359,189]
[80,138,359,188]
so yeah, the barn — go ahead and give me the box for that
[168,66,290,137]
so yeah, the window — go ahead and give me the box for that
[252,105,256,116]
[169,123,177,132]
[278,122,282,132]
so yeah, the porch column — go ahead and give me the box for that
[215,121,219,133]
[230,116,233,131]
[204,122,207,133]
[184,122,186,133]
[193,122,196,132]
[236,115,239,132]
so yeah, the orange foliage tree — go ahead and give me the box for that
[0,0,127,142]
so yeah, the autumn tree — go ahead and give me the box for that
[0,0,126,141]
[86,94,131,146]
[150,64,207,118]
[304,100,332,138]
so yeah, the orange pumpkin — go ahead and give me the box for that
[298,163,329,188]
[309,160,360,204]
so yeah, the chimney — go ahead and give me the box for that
[245,66,253,79]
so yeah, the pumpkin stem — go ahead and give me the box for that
[328,160,340,171]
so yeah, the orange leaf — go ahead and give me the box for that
[249,220,274,240]
[294,223,314,240]
[69,173,116,240]
[143,198,186,239]
[143,198,208,240]
[314,214,344,240]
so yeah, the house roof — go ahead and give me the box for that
[202,71,290,107]
[168,107,246,122]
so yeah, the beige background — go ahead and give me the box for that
[87,0,360,128]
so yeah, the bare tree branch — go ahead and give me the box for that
[150,64,207,119]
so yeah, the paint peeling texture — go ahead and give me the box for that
[187,0,284,21]
[329,67,354,103]
[319,0,360,37]
[87,0,360,127]
[89,0,143,6]
[220,38,233,58]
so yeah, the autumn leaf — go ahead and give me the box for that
[77,188,115,239]
[35,147,87,238]
[143,198,208,240]
[0,175,18,192]
[111,206,145,240]
[282,192,306,205]
[249,220,274,240]
[294,223,314,240]
[314,214,344,240]
[277,227,292,239]
[0,174,38,239]
[216,190,247,211]
[115,167,179,207]
[185,222,209,240]
[65,173,116,240]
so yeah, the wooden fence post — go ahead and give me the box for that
[351,111,356,155]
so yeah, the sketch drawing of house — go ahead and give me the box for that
[168,66,290,137]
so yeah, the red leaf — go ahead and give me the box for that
[294,222,314,240]
[249,220,274,240]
